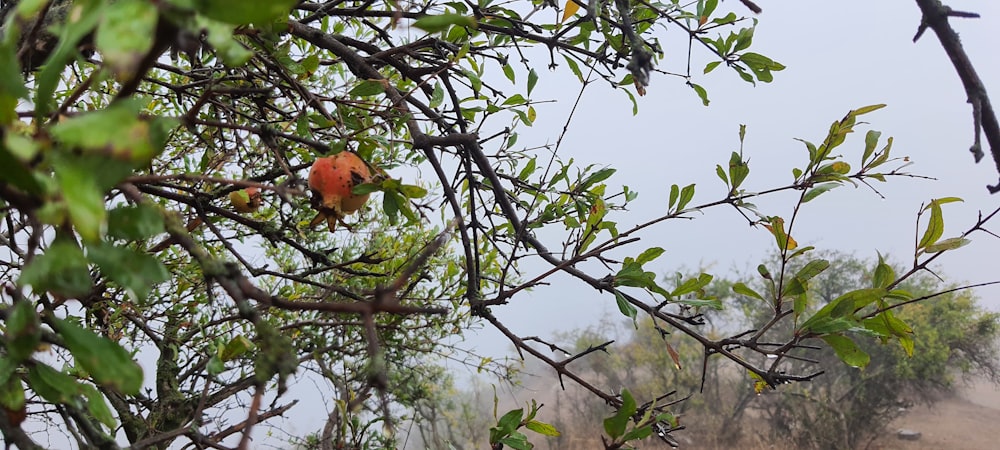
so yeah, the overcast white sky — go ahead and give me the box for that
[457,1,1000,363]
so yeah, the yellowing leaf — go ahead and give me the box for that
[830,161,851,174]
[785,234,798,250]
[561,0,580,23]
[748,370,768,393]
[764,217,798,251]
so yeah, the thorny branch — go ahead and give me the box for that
[912,0,1000,192]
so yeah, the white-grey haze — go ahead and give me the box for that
[458,1,1000,365]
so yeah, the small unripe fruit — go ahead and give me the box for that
[228,187,262,213]
[308,152,372,232]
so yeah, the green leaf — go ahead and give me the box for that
[712,12,737,25]
[0,374,25,414]
[883,310,913,336]
[690,83,709,106]
[464,68,483,94]
[822,334,870,368]
[802,183,840,203]
[702,0,719,19]
[621,424,653,442]
[51,99,174,166]
[793,259,829,284]
[732,282,765,302]
[13,0,51,19]
[27,363,80,404]
[787,245,816,260]
[429,83,445,108]
[219,335,255,361]
[413,14,476,33]
[517,157,537,180]
[196,0,298,25]
[715,165,729,186]
[898,334,915,356]
[502,94,528,106]
[793,293,808,321]
[672,273,713,297]
[704,60,722,74]
[668,184,679,208]
[107,204,165,241]
[862,130,881,164]
[563,55,584,82]
[676,297,723,309]
[800,288,886,333]
[923,237,970,253]
[18,238,93,299]
[300,54,320,75]
[636,247,665,265]
[739,52,785,83]
[206,356,225,376]
[734,65,755,84]
[525,419,560,436]
[603,389,636,439]
[527,69,539,97]
[868,137,895,169]
[0,37,28,122]
[349,79,385,97]
[503,64,516,83]
[498,433,532,450]
[0,142,43,194]
[928,196,963,206]
[802,316,858,335]
[782,260,829,299]
[918,202,944,249]
[615,261,669,299]
[497,408,524,434]
[51,318,143,395]
[95,0,159,78]
[5,301,41,363]
[871,254,895,289]
[352,182,380,196]
[398,184,429,198]
[86,241,170,301]
[733,26,754,52]
[0,358,15,387]
[728,151,749,191]
[921,197,960,247]
[852,104,887,116]
[382,190,402,225]
[52,159,106,243]
[757,264,771,280]
[197,16,252,66]
[783,277,807,298]
[614,291,638,322]
[578,168,616,190]
[677,184,695,210]
[80,383,116,429]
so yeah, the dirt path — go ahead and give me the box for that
[871,380,1000,450]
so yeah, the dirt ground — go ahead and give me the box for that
[869,379,1000,450]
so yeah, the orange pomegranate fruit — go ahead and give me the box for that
[308,152,372,231]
